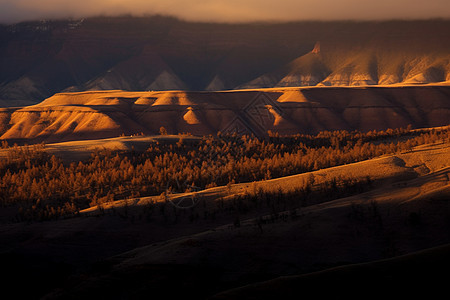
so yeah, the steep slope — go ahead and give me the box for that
[242,43,330,88]
[78,46,188,91]
[241,36,450,88]
[277,52,330,87]
[0,84,449,142]
[1,18,450,105]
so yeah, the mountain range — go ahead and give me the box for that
[1,17,449,106]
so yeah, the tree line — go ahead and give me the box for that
[0,126,448,222]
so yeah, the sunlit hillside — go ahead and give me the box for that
[1,84,449,143]
[0,17,449,106]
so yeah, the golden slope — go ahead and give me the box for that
[0,85,449,142]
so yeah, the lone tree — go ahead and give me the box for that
[159,126,168,135]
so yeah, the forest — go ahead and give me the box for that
[0,126,448,222]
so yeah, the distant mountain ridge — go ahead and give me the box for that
[0,17,449,106]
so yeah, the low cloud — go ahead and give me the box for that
[0,0,449,23]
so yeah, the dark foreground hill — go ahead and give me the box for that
[0,17,449,106]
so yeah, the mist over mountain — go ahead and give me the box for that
[1,0,449,24]
[0,16,449,106]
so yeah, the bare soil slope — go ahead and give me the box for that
[1,85,449,143]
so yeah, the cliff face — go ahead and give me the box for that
[1,85,449,142]
[0,17,449,105]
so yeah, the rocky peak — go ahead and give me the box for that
[311,42,321,54]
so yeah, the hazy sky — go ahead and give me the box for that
[0,0,449,23]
